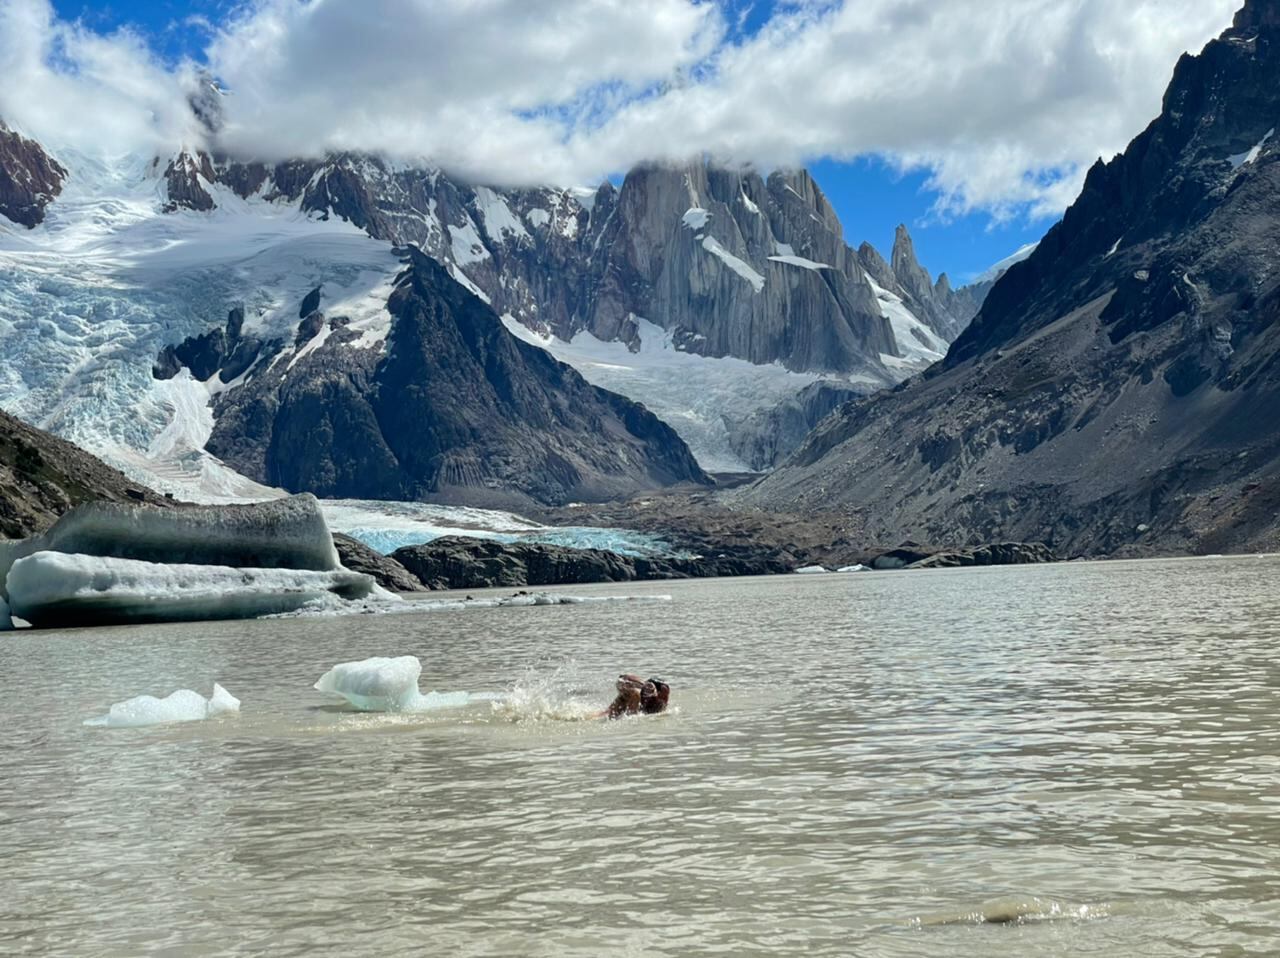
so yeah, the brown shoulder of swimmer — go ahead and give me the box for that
[602,674,670,719]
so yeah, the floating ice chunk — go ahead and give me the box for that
[85,683,240,728]
[313,655,486,712]
[0,494,340,597]
[836,564,869,573]
[6,552,375,628]
[794,565,829,574]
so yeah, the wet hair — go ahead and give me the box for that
[647,677,668,690]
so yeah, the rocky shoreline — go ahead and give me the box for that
[331,529,1059,593]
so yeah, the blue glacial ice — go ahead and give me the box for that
[320,498,681,557]
[85,683,240,728]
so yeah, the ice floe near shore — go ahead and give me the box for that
[0,495,340,593]
[85,683,240,728]
[0,493,378,628]
[314,655,497,712]
[7,552,375,628]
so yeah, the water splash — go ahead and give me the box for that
[489,663,604,723]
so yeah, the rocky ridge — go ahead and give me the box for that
[191,248,709,509]
[0,121,66,229]
[150,149,980,381]
[748,0,1280,558]
[0,408,167,539]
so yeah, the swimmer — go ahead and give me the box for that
[601,674,670,719]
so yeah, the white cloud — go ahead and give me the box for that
[0,0,200,155]
[0,0,1245,219]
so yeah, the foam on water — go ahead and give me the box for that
[274,591,672,620]
[85,683,240,728]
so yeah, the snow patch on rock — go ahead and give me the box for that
[682,208,710,230]
[701,236,765,292]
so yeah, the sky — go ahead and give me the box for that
[14,0,1244,280]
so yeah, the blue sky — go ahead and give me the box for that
[37,0,1198,280]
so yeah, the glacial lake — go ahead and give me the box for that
[3,557,1279,956]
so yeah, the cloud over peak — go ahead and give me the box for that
[0,0,1241,219]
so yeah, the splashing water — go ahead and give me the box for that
[489,663,606,723]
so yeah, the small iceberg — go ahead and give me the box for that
[794,565,829,574]
[836,564,869,573]
[85,683,240,728]
[7,552,375,628]
[314,655,489,712]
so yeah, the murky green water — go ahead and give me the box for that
[3,557,1279,956]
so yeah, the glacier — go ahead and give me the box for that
[320,498,678,557]
[6,552,375,628]
[314,655,492,712]
[501,315,859,473]
[0,150,405,502]
[85,683,240,728]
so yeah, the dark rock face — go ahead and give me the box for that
[0,409,169,539]
[199,249,709,508]
[0,122,66,228]
[870,542,1056,570]
[153,307,268,384]
[161,151,216,213]
[749,3,1280,558]
[728,380,867,470]
[332,532,428,592]
[390,533,794,590]
[199,153,983,380]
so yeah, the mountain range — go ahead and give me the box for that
[748,0,1280,557]
[4,3,1269,559]
[0,112,989,501]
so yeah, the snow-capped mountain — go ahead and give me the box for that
[0,116,991,498]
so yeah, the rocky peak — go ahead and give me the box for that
[201,245,710,508]
[0,121,67,228]
[161,150,216,213]
[1233,0,1280,31]
[891,224,933,297]
[953,0,1280,366]
[749,0,1280,558]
